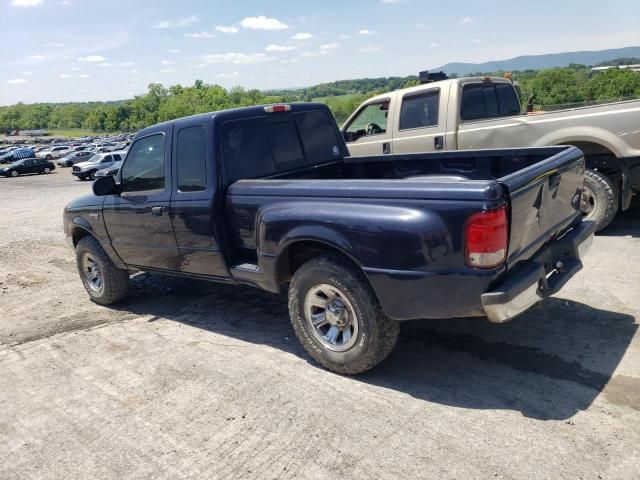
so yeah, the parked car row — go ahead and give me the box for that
[0,133,132,180]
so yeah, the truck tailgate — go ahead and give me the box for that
[499,146,585,269]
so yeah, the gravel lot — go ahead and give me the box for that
[1,168,639,479]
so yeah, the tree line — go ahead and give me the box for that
[1,60,639,133]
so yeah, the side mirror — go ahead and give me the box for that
[92,175,118,196]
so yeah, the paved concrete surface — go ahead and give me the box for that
[0,168,639,479]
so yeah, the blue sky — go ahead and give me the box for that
[1,0,639,105]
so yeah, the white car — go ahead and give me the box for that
[71,151,126,180]
[36,145,71,160]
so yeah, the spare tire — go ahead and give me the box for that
[582,169,617,232]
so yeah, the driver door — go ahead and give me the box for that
[342,98,394,157]
[102,128,180,271]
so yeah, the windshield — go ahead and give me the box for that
[86,155,101,163]
[8,159,25,167]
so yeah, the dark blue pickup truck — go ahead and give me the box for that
[64,103,595,374]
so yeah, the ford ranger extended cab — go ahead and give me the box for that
[342,75,640,231]
[64,103,594,374]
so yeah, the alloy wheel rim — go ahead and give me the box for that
[581,185,596,217]
[82,253,104,293]
[304,283,359,352]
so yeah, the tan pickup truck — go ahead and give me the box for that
[342,76,640,230]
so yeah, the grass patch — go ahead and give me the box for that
[47,128,120,138]
[311,93,359,103]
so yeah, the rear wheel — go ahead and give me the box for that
[10,170,18,177]
[43,167,51,174]
[75,236,130,305]
[582,169,617,232]
[288,254,400,374]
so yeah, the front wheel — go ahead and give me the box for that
[10,170,18,177]
[582,169,617,232]
[75,236,130,305]
[288,255,400,374]
[46,154,52,160]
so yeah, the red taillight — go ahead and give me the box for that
[465,205,508,268]
[264,104,291,113]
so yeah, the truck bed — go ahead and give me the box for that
[229,146,585,271]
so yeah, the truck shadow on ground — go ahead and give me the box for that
[115,274,637,421]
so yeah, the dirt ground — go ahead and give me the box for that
[1,168,639,479]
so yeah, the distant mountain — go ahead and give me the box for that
[432,46,640,75]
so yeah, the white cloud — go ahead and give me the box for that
[167,48,180,53]
[471,38,482,44]
[59,74,71,78]
[7,78,27,84]
[217,72,241,78]
[61,1,70,5]
[78,55,106,62]
[98,63,111,67]
[381,0,403,3]
[161,60,175,65]
[21,71,33,75]
[200,52,272,65]
[160,68,175,73]
[240,16,289,30]
[216,25,239,34]
[461,16,473,24]
[42,42,65,48]
[79,74,90,78]
[153,15,198,29]
[10,0,42,6]
[358,29,374,35]
[184,31,215,38]
[291,32,313,40]
[429,42,437,48]
[360,45,382,53]
[29,55,45,60]
[319,42,339,50]
[265,44,296,52]
[338,34,350,40]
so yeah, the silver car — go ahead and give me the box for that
[71,152,125,180]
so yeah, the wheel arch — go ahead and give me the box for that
[275,239,365,287]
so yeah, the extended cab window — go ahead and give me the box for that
[121,133,165,193]
[344,101,389,141]
[461,83,521,121]
[176,125,206,192]
[399,90,439,130]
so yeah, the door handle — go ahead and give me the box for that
[382,142,391,154]
[434,136,444,150]
[151,206,164,216]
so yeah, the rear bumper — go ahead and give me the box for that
[481,220,596,323]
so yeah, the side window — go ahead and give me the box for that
[176,125,207,192]
[121,133,165,193]
[345,101,389,140]
[113,154,122,161]
[399,90,440,130]
[103,155,112,163]
[461,83,521,121]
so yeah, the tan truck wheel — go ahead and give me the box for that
[582,170,617,232]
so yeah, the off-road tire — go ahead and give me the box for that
[583,169,617,232]
[288,254,400,374]
[76,236,130,305]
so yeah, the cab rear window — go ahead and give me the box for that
[222,109,343,182]
[461,83,521,121]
